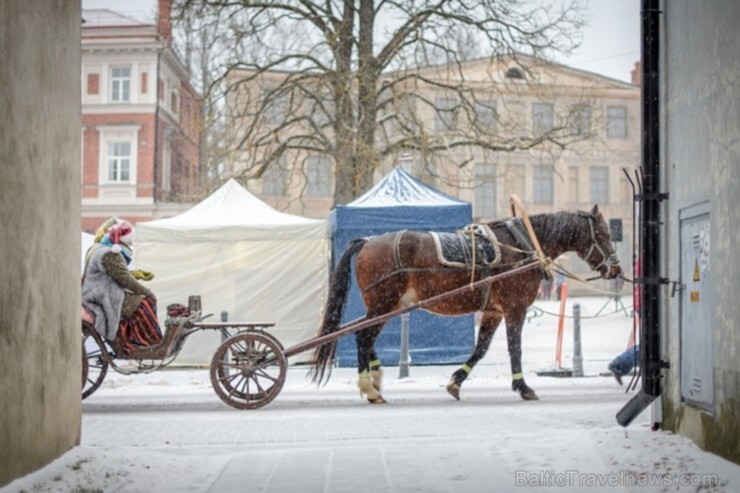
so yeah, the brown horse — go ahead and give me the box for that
[310,205,622,403]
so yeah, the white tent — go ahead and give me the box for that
[133,179,329,365]
[81,232,95,274]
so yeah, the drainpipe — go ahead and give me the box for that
[616,0,668,427]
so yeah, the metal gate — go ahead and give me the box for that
[679,202,713,411]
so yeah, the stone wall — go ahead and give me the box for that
[661,0,740,464]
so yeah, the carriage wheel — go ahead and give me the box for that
[82,324,108,399]
[210,331,286,410]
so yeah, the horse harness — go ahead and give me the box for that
[577,211,621,276]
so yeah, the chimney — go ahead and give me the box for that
[631,61,642,86]
[157,0,172,43]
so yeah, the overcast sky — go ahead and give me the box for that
[81,0,641,83]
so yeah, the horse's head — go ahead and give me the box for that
[577,205,623,280]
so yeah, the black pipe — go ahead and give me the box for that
[617,0,663,427]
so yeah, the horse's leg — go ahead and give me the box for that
[505,307,539,401]
[446,309,503,400]
[368,349,383,392]
[355,323,387,404]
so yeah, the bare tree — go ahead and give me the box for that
[176,0,588,204]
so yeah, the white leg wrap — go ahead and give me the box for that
[358,372,386,403]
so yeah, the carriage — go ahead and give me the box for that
[81,297,284,410]
[82,197,623,410]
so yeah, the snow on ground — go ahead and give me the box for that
[3,297,739,493]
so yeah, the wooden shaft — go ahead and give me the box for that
[283,260,541,359]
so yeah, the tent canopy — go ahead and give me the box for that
[138,179,325,241]
[134,179,329,365]
[331,167,474,367]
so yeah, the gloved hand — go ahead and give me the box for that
[131,269,155,281]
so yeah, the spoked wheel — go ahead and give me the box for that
[82,323,109,399]
[210,331,286,410]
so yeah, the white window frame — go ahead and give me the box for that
[262,157,288,196]
[606,105,628,138]
[533,166,553,204]
[106,141,132,183]
[474,100,497,133]
[570,105,592,136]
[306,155,332,197]
[532,102,554,136]
[434,96,459,132]
[110,66,132,103]
[97,125,139,185]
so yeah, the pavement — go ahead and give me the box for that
[78,365,661,493]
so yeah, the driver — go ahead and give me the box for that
[81,220,162,355]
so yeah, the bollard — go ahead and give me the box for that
[572,303,584,377]
[220,311,229,340]
[221,311,230,376]
[399,313,410,378]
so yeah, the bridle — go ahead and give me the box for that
[578,212,621,279]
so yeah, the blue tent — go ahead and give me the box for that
[331,167,475,367]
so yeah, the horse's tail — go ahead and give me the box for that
[309,238,367,385]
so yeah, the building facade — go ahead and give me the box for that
[81,0,201,232]
[226,56,641,277]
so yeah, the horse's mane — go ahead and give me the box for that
[488,211,585,251]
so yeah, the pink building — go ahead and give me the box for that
[81,0,201,232]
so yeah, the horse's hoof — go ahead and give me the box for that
[446,381,461,401]
[359,375,386,403]
[367,395,387,404]
[520,389,539,401]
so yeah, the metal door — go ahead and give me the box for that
[679,203,713,410]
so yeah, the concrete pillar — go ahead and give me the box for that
[0,1,81,486]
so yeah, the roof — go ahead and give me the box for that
[82,9,151,28]
[142,179,321,228]
[347,167,468,208]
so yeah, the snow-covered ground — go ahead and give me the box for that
[4,297,739,492]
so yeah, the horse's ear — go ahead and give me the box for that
[591,204,600,216]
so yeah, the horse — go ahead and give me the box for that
[309,205,623,403]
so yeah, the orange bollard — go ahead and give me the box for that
[555,282,568,368]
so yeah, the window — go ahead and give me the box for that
[306,156,332,197]
[590,167,609,203]
[311,95,334,129]
[395,94,418,135]
[474,163,496,218]
[434,96,459,132]
[533,166,553,204]
[606,106,627,138]
[263,88,288,126]
[262,158,288,196]
[140,72,148,94]
[532,103,554,136]
[161,141,171,192]
[505,67,525,80]
[474,100,497,133]
[170,90,179,113]
[110,67,131,103]
[107,142,131,182]
[568,166,580,204]
[570,105,592,136]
